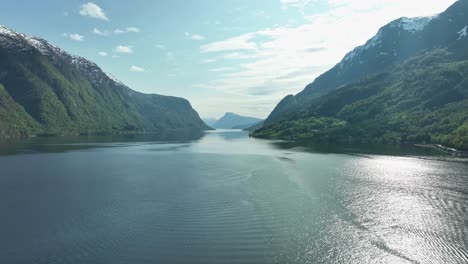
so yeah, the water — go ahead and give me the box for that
[0,130,467,264]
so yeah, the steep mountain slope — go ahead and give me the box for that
[266,0,468,125]
[212,112,263,129]
[254,49,468,150]
[255,0,468,150]
[0,25,210,137]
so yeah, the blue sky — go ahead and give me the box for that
[0,0,457,118]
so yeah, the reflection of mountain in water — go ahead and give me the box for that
[212,130,250,141]
[269,141,453,157]
[0,130,205,155]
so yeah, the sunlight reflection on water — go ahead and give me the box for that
[0,131,466,263]
[340,156,468,263]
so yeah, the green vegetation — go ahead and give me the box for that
[0,83,42,137]
[0,47,209,138]
[254,49,468,150]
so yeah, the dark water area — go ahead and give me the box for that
[0,130,467,263]
[0,130,205,156]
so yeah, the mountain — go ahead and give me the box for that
[212,113,263,129]
[202,118,217,127]
[243,121,264,133]
[0,25,210,137]
[255,0,468,150]
[265,0,468,125]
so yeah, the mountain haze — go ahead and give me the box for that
[212,113,263,129]
[202,118,217,127]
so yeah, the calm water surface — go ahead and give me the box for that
[0,130,467,264]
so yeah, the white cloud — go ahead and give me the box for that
[130,65,145,72]
[94,27,140,36]
[126,27,140,33]
[280,0,300,3]
[191,34,206,40]
[221,52,253,60]
[93,28,109,36]
[114,27,140,35]
[70,34,84,41]
[202,52,253,64]
[209,67,235,72]
[98,51,108,56]
[185,32,206,41]
[196,0,457,118]
[79,2,108,21]
[202,58,217,63]
[280,0,313,5]
[201,34,257,53]
[155,44,166,50]
[280,0,314,13]
[113,45,133,54]
[63,33,84,41]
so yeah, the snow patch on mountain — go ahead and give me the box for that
[0,24,126,89]
[458,25,467,40]
[0,25,52,54]
[24,36,50,54]
[338,16,433,70]
[390,17,433,33]
[340,30,382,69]
[106,73,125,86]
[366,31,383,50]
[0,25,16,37]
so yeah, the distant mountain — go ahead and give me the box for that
[255,0,468,150]
[212,113,263,129]
[0,25,210,137]
[202,118,217,127]
[265,0,468,125]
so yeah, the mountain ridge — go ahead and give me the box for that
[212,112,263,129]
[255,0,468,150]
[0,25,210,137]
[265,0,468,125]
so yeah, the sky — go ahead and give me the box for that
[0,0,458,119]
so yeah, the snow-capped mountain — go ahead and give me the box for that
[0,25,125,89]
[266,0,468,125]
[0,25,210,137]
[339,16,433,71]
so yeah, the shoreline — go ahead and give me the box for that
[414,144,467,156]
